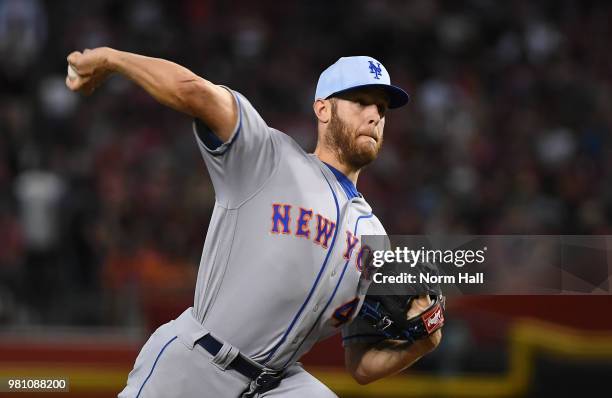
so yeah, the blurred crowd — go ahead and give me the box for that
[1,0,611,328]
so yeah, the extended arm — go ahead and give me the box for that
[65,47,237,141]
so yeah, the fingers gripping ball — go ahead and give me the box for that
[67,64,80,81]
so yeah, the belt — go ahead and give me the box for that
[197,334,283,397]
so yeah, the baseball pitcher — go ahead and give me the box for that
[65,48,444,397]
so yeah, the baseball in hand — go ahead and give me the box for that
[67,64,79,81]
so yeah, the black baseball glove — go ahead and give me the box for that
[357,258,445,343]
[358,294,445,343]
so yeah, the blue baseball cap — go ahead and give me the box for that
[315,56,410,109]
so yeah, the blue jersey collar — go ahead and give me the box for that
[323,162,360,200]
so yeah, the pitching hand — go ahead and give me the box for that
[65,47,113,95]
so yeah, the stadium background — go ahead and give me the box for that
[1,0,612,396]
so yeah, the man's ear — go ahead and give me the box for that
[313,99,331,124]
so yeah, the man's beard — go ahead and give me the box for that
[325,105,383,170]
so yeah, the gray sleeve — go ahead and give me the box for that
[192,88,279,208]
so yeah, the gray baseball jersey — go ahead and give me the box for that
[119,88,386,397]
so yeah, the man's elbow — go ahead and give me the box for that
[348,368,378,385]
[346,357,388,385]
[345,349,379,385]
[175,77,212,116]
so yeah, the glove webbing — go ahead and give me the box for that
[359,295,445,343]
